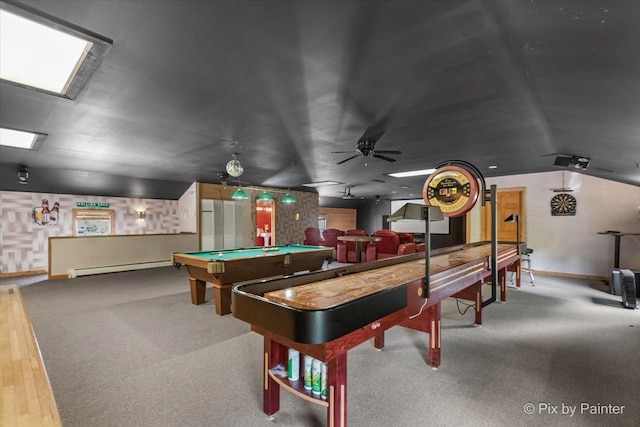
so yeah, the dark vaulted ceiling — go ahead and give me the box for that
[1,0,639,200]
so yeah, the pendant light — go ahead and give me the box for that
[282,193,296,204]
[281,157,297,204]
[232,188,249,200]
[258,191,274,201]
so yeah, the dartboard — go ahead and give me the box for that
[550,193,577,216]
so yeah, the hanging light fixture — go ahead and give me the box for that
[282,193,296,204]
[231,177,249,200]
[281,157,297,204]
[226,153,244,177]
[232,188,249,200]
[258,191,274,201]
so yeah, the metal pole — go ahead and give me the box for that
[482,185,498,307]
[423,206,430,298]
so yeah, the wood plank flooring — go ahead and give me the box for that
[1,284,62,426]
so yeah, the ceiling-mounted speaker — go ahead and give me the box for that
[17,165,29,184]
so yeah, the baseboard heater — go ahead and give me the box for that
[68,260,173,278]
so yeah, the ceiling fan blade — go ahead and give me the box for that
[337,155,360,165]
[331,151,356,154]
[372,153,397,162]
[374,150,402,155]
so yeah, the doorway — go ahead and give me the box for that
[481,188,526,242]
[256,199,275,245]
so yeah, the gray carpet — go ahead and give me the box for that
[16,267,640,427]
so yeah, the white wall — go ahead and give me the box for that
[179,182,197,233]
[469,171,640,278]
[0,191,181,274]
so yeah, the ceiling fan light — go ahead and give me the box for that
[282,193,296,204]
[231,188,249,200]
[258,191,274,201]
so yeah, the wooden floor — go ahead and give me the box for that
[1,284,62,427]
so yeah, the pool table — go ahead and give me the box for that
[172,244,333,315]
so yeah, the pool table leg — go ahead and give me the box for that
[213,285,232,316]
[189,277,206,305]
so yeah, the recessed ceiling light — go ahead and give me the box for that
[387,168,436,178]
[0,3,112,99]
[0,127,46,150]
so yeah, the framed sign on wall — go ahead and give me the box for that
[73,209,115,236]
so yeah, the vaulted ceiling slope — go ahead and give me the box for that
[1,0,639,200]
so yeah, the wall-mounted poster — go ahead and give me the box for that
[33,199,61,226]
[73,209,115,236]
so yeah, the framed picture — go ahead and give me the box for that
[73,209,115,236]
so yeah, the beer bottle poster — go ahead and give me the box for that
[33,199,60,226]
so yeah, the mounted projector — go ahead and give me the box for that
[554,155,590,170]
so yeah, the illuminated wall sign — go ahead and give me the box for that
[76,202,110,208]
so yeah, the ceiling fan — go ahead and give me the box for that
[332,126,402,165]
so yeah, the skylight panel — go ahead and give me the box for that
[0,9,91,94]
[0,127,46,150]
[0,2,112,99]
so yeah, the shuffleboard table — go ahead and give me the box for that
[172,244,333,315]
[232,242,521,427]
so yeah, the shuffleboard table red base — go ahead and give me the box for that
[233,242,521,426]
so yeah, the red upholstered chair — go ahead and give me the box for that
[398,232,425,252]
[336,229,371,263]
[322,228,344,249]
[369,230,416,260]
[303,227,325,246]
[397,233,414,244]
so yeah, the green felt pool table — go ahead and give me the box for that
[172,244,333,315]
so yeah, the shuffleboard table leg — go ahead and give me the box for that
[327,354,347,427]
[374,330,385,350]
[263,338,283,416]
[515,258,522,288]
[474,281,483,325]
[189,277,206,305]
[427,303,441,369]
[499,268,507,302]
